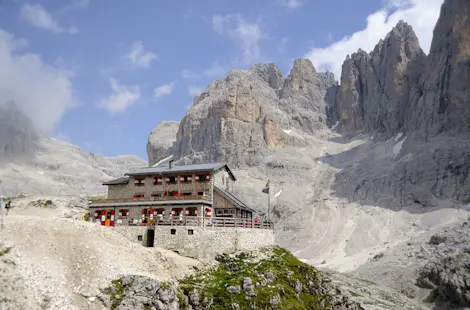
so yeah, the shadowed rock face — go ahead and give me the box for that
[407,0,470,139]
[335,21,426,138]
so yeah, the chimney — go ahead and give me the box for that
[169,160,174,169]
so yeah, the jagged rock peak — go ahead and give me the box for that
[407,0,470,137]
[249,63,285,89]
[146,121,179,166]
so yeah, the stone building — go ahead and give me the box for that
[88,161,274,257]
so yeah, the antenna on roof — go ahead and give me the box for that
[169,159,174,169]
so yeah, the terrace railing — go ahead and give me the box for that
[115,216,274,230]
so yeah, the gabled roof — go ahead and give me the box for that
[125,162,236,181]
[214,186,255,212]
[102,176,130,185]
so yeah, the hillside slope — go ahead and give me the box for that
[0,103,147,197]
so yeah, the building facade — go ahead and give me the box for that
[88,161,268,229]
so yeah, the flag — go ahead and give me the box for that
[262,180,270,194]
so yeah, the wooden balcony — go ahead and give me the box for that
[114,216,274,230]
[90,195,211,205]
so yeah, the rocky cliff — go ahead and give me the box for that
[334,21,426,137]
[334,2,469,141]
[172,60,335,167]
[325,0,470,206]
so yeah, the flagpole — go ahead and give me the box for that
[267,183,270,223]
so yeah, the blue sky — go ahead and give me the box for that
[0,0,443,160]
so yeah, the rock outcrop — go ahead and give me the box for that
[334,21,426,137]
[407,0,470,139]
[417,254,470,308]
[333,0,470,141]
[146,121,179,166]
[168,60,334,167]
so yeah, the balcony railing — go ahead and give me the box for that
[90,195,211,205]
[114,216,274,230]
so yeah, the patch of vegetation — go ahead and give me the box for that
[0,246,11,257]
[177,246,360,309]
[103,278,128,310]
[43,199,53,207]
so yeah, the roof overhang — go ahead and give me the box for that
[214,186,255,212]
[124,162,237,181]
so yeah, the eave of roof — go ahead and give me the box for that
[125,162,237,181]
[102,176,130,185]
[214,186,255,213]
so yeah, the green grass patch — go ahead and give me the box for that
[177,246,354,309]
[103,278,128,310]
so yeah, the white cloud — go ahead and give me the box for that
[181,69,200,80]
[0,29,77,133]
[59,0,90,13]
[20,3,77,34]
[212,14,266,65]
[306,0,443,81]
[279,0,305,9]
[125,41,157,69]
[154,81,176,99]
[98,78,140,113]
[188,87,203,96]
[181,61,228,80]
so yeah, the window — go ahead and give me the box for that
[195,174,208,182]
[188,207,197,216]
[188,229,194,235]
[137,235,143,241]
[170,229,176,235]
[166,176,177,184]
[134,178,145,186]
[166,191,179,197]
[181,192,192,197]
[153,177,163,185]
[118,209,129,217]
[133,193,145,199]
[151,192,163,198]
[197,191,207,197]
[179,175,192,183]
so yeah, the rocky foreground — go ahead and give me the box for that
[101,247,428,310]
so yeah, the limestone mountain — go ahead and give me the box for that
[0,102,147,196]
[172,59,335,167]
[147,120,179,166]
[146,0,470,307]
[332,21,426,137]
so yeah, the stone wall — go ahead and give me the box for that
[153,226,275,260]
[111,225,275,260]
[113,226,149,245]
[107,174,213,200]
